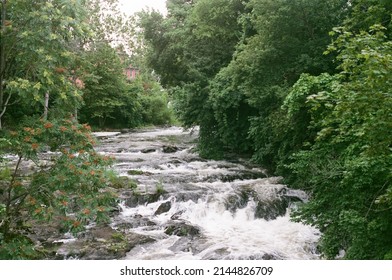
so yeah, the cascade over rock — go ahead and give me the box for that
[47,127,320,260]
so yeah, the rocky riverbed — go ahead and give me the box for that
[32,126,320,260]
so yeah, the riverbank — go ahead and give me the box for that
[8,126,319,259]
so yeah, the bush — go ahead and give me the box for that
[0,117,117,259]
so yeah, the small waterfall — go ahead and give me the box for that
[94,127,320,260]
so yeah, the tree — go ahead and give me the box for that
[78,43,129,128]
[0,0,91,128]
[288,25,392,259]
[279,0,392,259]
[138,0,245,123]
[0,0,123,259]
[344,0,392,36]
[137,6,191,88]
[204,0,348,162]
[0,118,116,259]
[78,43,174,129]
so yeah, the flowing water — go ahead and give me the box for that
[94,126,320,260]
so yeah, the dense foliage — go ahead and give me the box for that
[78,44,173,128]
[139,0,392,259]
[288,25,392,259]
[0,118,116,258]
[0,0,173,259]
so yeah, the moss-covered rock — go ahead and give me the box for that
[55,225,155,260]
[164,222,200,237]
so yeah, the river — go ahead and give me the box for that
[93,126,320,260]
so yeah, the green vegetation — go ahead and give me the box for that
[79,48,175,128]
[127,169,145,176]
[0,0,175,132]
[0,0,173,259]
[155,180,165,196]
[288,24,392,259]
[138,0,392,259]
[1,0,391,260]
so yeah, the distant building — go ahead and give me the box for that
[124,65,139,81]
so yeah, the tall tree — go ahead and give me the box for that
[283,0,392,259]
[288,24,392,259]
[0,0,123,259]
[0,0,90,127]
[138,0,245,122]
[79,43,129,128]
[204,0,348,161]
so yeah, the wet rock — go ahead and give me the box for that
[154,201,172,215]
[28,221,64,244]
[262,253,281,260]
[225,191,250,212]
[124,192,168,208]
[164,222,200,237]
[219,170,267,182]
[92,132,121,139]
[124,194,149,207]
[141,148,156,153]
[168,159,183,165]
[225,185,294,220]
[174,191,203,203]
[115,218,156,229]
[162,145,179,153]
[120,190,134,199]
[201,248,231,260]
[169,237,209,255]
[188,157,208,162]
[55,225,155,260]
[171,210,185,220]
[120,129,133,134]
[255,199,289,220]
[168,237,193,253]
[253,186,308,220]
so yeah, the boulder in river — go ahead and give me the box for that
[141,148,156,153]
[164,222,200,237]
[154,201,172,215]
[162,145,179,153]
[115,217,157,229]
[89,126,320,260]
[55,225,155,260]
[124,190,169,208]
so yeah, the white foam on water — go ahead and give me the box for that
[99,126,321,260]
[119,192,320,260]
[183,200,320,259]
[92,132,121,137]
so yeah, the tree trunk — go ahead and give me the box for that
[43,91,49,120]
[2,155,22,241]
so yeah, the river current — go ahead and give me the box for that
[93,126,320,260]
